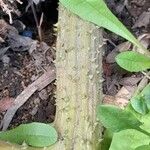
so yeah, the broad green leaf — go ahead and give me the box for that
[131,83,150,114]
[109,129,150,150]
[60,0,142,48]
[125,103,142,120]
[135,145,150,150]
[116,51,150,72]
[97,105,142,132]
[0,122,58,147]
[131,96,148,115]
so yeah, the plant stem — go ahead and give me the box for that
[54,5,103,150]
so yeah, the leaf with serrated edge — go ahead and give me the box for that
[0,122,58,147]
[116,51,150,72]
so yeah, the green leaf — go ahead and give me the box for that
[60,0,142,48]
[0,122,58,147]
[109,129,150,150]
[141,83,150,109]
[116,51,150,72]
[101,129,113,150]
[140,113,150,133]
[135,145,150,150]
[131,96,148,115]
[125,103,142,120]
[97,105,142,132]
[131,83,150,114]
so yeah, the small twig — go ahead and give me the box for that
[30,0,43,42]
[38,12,44,42]
[103,38,117,47]
[15,0,23,4]
[142,71,150,80]
[30,0,38,27]
[0,0,12,23]
[0,0,22,24]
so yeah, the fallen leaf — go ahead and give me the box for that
[117,41,131,52]
[133,11,150,28]
[0,47,10,59]
[106,50,118,63]
[1,67,56,130]
[125,0,146,18]
[12,20,26,33]
[103,60,112,76]
[106,42,131,63]
[115,86,136,108]
[103,85,137,108]
[0,19,18,39]
[133,34,150,54]
[119,76,142,86]
[103,95,115,105]
[0,97,14,112]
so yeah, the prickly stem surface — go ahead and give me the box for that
[54,5,103,150]
[0,4,103,150]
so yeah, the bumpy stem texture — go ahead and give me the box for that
[54,4,103,150]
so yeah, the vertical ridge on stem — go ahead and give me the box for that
[55,4,103,150]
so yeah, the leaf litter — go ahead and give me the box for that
[0,0,57,129]
[103,0,150,109]
[1,67,55,130]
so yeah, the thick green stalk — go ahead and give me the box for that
[54,4,103,150]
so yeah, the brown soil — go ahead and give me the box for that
[103,0,150,96]
[0,0,57,129]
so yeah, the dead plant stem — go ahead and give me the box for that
[30,1,42,42]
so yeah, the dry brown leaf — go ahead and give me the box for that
[106,50,118,63]
[115,86,136,108]
[103,95,115,105]
[0,19,18,38]
[106,42,131,63]
[133,11,150,28]
[125,0,147,18]
[103,85,137,108]
[119,76,142,86]
[0,47,10,59]
[117,42,131,52]
[0,97,14,112]
[133,34,150,54]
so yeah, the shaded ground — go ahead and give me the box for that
[0,0,57,129]
[103,0,150,106]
